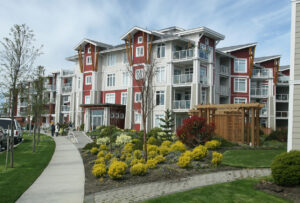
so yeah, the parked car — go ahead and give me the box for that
[0,127,8,151]
[0,118,23,144]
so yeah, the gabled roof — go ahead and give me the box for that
[158,26,185,33]
[254,55,281,63]
[74,38,113,51]
[176,26,225,40]
[120,26,162,40]
[217,42,257,53]
[279,65,290,71]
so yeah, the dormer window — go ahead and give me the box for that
[88,47,91,53]
[138,36,143,44]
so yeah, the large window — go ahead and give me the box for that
[156,91,165,105]
[134,111,141,124]
[135,69,143,80]
[107,54,116,66]
[157,44,165,58]
[85,95,90,104]
[156,67,166,83]
[234,97,247,104]
[86,56,92,65]
[85,75,92,85]
[136,46,144,57]
[234,78,247,93]
[105,93,115,104]
[234,58,247,73]
[123,72,129,86]
[155,114,164,127]
[107,74,115,87]
[121,92,127,105]
[123,52,128,64]
[135,92,141,103]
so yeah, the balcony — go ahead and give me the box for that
[276,94,289,102]
[199,48,209,61]
[62,84,72,93]
[173,74,193,85]
[62,70,74,76]
[61,105,70,112]
[173,49,194,61]
[250,87,268,98]
[173,100,190,109]
[200,75,208,85]
[260,107,268,117]
[220,65,230,76]
[220,86,229,96]
[44,84,56,91]
[252,69,271,79]
[276,111,288,119]
[277,76,289,85]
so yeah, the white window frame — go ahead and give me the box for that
[135,69,144,80]
[156,91,165,105]
[85,95,90,104]
[136,46,144,57]
[88,47,91,53]
[138,36,143,44]
[134,111,141,124]
[107,54,116,66]
[234,97,247,104]
[105,93,115,104]
[234,58,247,73]
[107,74,115,87]
[86,56,92,65]
[156,67,166,83]
[85,75,92,85]
[234,78,247,93]
[121,92,127,105]
[135,92,142,103]
[157,44,165,58]
[155,114,164,127]
[123,72,129,86]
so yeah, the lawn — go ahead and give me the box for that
[0,133,55,203]
[144,178,290,203]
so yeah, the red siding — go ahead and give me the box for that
[230,48,250,76]
[132,31,148,64]
[102,89,127,104]
[84,44,95,72]
[83,72,92,91]
[281,69,290,76]
[230,78,250,103]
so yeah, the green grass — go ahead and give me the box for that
[144,178,290,203]
[222,149,286,168]
[0,134,55,203]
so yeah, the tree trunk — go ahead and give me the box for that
[10,88,16,168]
[110,126,112,153]
[37,116,41,146]
[143,115,147,161]
[5,125,10,170]
[33,117,37,152]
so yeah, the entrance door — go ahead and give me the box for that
[90,110,104,131]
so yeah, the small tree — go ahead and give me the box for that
[159,109,174,140]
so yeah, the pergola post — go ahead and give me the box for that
[256,108,260,147]
[241,108,245,144]
[246,109,250,144]
[251,107,255,147]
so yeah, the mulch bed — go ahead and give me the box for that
[255,180,300,202]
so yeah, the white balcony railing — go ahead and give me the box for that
[173,100,191,109]
[252,69,271,78]
[276,111,288,118]
[220,86,229,96]
[61,105,70,112]
[62,70,74,76]
[220,65,230,75]
[250,87,268,97]
[44,84,55,91]
[62,85,72,93]
[173,49,194,60]
[173,74,193,84]
[200,75,208,85]
[276,94,289,101]
[277,76,289,84]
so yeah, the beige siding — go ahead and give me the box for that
[295,4,300,79]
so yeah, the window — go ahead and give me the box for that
[111,113,114,118]
[234,97,247,104]
[85,75,92,85]
[138,36,143,44]
[121,92,127,105]
[156,91,165,105]
[205,38,209,45]
[134,111,141,124]
[107,74,115,87]
[78,78,81,88]
[202,89,207,104]
[120,113,125,119]
[105,93,115,104]
[62,96,69,103]
[136,46,144,57]
[86,56,92,65]
[156,67,166,83]
[115,113,119,119]
[107,54,116,66]
[157,44,165,58]
[85,95,90,104]
[234,78,247,92]
[135,69,143,80]
[123,52,128,64]
[123,72,129,86]
[234,59,247,73]
[155,114,164,127]
[135,92,141,103]
[88,47,91,53]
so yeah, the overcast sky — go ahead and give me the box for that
[0,0,291,73]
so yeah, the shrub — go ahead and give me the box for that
[177,154,191,168]
[97,137,110,145]
[108,161,128,179]
[154,155,166,163]
[123,142,134,153]
[170,141,186,152]
[95,157,105,164]
[147,127,163,139]
[176,116,214,147]
[205,140,221,149]
[147,144,159,153]
[83,142,98,150]
[148,151,157,159]
[265,129,287,142]
[192,145,208,160]
[161,140,172,147]
[146,159,158,169]
[132,138,143,150]
[159,145,170,156]
[105,152,113,161]
[80,123,84,131]
[99,144,108,151]
[211,152,223,167]
[271,150,300,186]
[90,147,98,155]
[130,158,145,166]
[133,150,142,159]
[182,150,193,158]
[97,151,106,158]
[147,137,160,146]
[130,163,148,176]
[116,133,132,146]
[92,163,106,177]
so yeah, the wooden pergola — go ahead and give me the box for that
[189,103,264,147]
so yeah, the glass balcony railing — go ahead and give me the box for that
[260,107,268,117]
[250,87,268,97]
[252,69,271,78]
[173,49,194,60]
[173,74,193,84]
[44,84,56,91]
[276,94,289,101]
[220,86,229,96]
[62,70,74,76]
[173,100,191,109]
[62,84,72,93]
[200,75,208,85]
[276,111,288,118]
[220,65,229,75]
[277,76,289,84]
[199,48,209,60]
[61,105,70,112]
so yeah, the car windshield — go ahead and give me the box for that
[0,120,16,130]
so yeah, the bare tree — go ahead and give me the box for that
[0,24,42,167]
[127,62,156,161]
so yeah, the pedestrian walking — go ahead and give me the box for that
[55,123,59,137]
[51,122,55,137]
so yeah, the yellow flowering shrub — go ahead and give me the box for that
[108,161,128,179]
[130,158,145,166]
[205,140,221,150]
[110,157,118,164]
[95,157,105,164]
[177,155,191,168]
[182,150,193,158]
[146,159,158,169]
[130,163,148,176]
[159,145,170,156]
[147,137,157,145]
[170,141,186,152]
[125,154,132,162]
[146,144,159,153]
[92,163,106,177]
[133,150,142,159]
[97,151,106,158]
[154,155,166,163]
[211,152,223,167]
[148,151,157,159]
[192,145,208,160]
[123,142,134,153]
[161,140,172,147]
[90,147,98,155]
[99,144,108,151]
[105,152,113,161]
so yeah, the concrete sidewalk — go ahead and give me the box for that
[17,136,84,203]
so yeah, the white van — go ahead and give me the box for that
[0,118,23,144]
